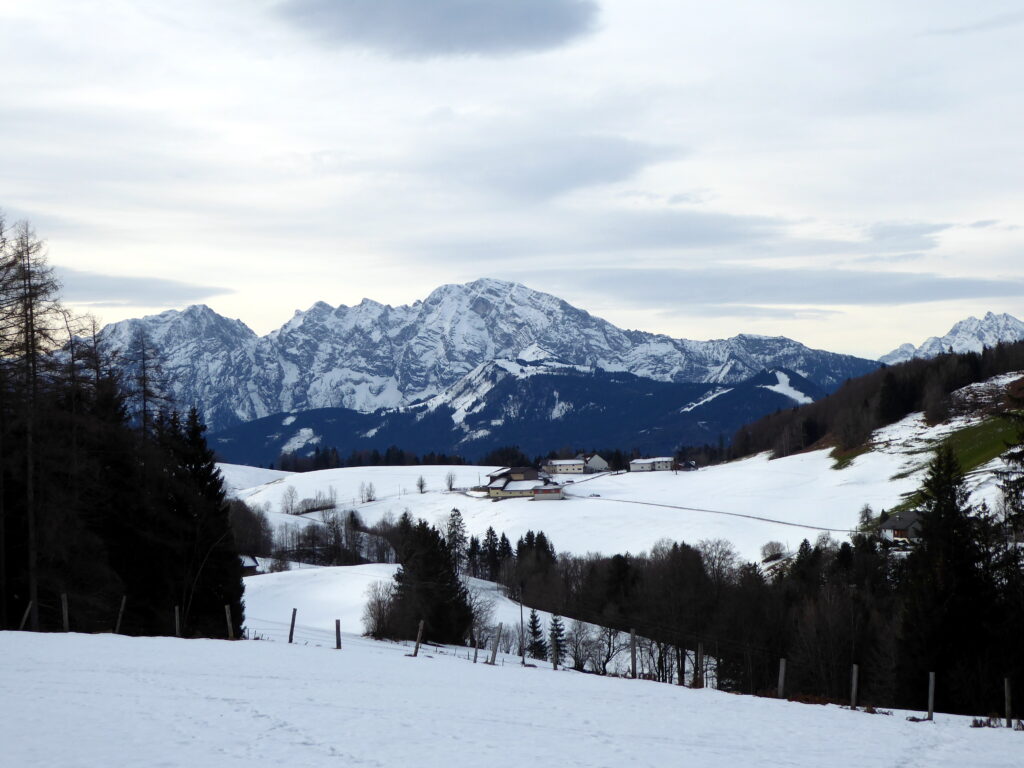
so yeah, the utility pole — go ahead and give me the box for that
[519,582,526,666]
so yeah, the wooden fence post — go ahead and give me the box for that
[851,664,859,709]
[224,604,234,640]
[927,671,935,721]
[472,637,479,664]
[778,658,787,699]
[694,643,704,689]
[1006,677,1012,728]
[336,619,342,650]
[488,623,503,665]
[288,608,297,644]
[61,593,69,632]
[174,605,181,638]
[412,619,425,657]
[630,629,637,679]
[114,595,126,635]
[18,601,32,631]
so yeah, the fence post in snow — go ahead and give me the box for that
[851,664,859,709]
[1006,678,1012,728]
[336,620,342,650]
[488,623,503,665]
[472,637,479,664]
[927,671,935,721]
[114,595,126,635]
[630,629,637,679]
[174,605,181,638]
[19,601,32,631]
[412,619,425,657]
[61,593,69,632]
[288,608,297,644]
[225,605,234,640]
[694,643,705,689]
[777,658,787,699]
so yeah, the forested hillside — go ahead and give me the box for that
[733,342,1024,459]
[0,213,243,636]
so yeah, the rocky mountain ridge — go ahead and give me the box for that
[880,311,1024,365]
[101,278,879,430]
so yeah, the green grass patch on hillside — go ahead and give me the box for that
[944,417,1018,474]
[885,416,1018,515]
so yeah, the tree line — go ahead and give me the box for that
[468,434,1024,714]
[0,212,243,637]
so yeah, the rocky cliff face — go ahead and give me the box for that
[101,278,878,429]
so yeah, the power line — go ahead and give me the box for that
[566,492,854,534]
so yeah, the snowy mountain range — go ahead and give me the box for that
[880,311,1024,365]
[102,278,878,431]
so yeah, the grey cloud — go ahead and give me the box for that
[428,134,668,199]
[513,266,1024,310]
[864,221,950,252]
[277,0,599,57]
[57,267,232,307]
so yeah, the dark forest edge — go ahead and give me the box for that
[0,211,244,637]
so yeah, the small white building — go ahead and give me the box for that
[533,485,564,501]
[629,457,675,472]
[542,458,585,474]
[579,453,610,473]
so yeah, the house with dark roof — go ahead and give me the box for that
[880,510,922,543]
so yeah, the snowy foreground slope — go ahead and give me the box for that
[2,628,1020,768]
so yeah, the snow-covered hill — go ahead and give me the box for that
[222,371,1020,563]
[102,278,877,430]
[2,628,1019,767]
[880,311,1024,364]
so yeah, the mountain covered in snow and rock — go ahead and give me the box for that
[208,363,825,465]
[102,278,878,431]
[880,311,1024,365]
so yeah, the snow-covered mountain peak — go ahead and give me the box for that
[102,279,878,429]
[880,311,1024,365]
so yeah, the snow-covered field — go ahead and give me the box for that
[220,374,1020,563]
[244,563,551,648]
[222,450,919,562]
[3,626,1020,767]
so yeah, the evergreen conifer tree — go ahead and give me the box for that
[526,608,547,660]
[549,614,566,666]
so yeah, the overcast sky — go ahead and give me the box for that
[2,0,1023,358]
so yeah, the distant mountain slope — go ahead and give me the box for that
[880,311,1024,364]
[101,278,878,430]
[209,365,823,465]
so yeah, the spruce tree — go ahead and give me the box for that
[482,526,499,581]
[897,444,995,712]
[549,614,566,666]
[526,608,548,660]
[445,508,467,578]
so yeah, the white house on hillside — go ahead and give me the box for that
[629,457,675,472]
[542,458,585,474]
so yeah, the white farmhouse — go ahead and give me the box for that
[542,458,585,474]
[629,457,675,472]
